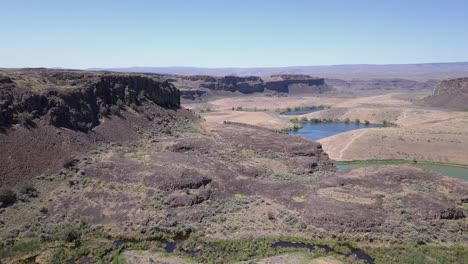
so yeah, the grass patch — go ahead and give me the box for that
[0,239,42,260]
[367,244,468,264]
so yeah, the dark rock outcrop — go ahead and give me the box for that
[180,89,207,100]
[0,69,180,131]
[198,75,265,94]
[265,74,326,93]
[170,74,329,95]
[425,77,468,109]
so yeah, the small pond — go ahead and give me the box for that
[281,108,323,115]
[289,122,382,140]
[336,161,468,181]
[271,241,373,264]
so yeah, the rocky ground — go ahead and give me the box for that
[0,69,467,263]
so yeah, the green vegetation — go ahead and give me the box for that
[334,159,468,180]
[344,118,350,124]
[355,118,360,125]
[364,120,370,125]
[178,236,356,264]
[233,106,269,112]
[0,239,42,260]
[382,120,397,127]
[199,107,212,113]
[16,112,35,127]
[367,244,468,264]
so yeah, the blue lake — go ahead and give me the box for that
[289,122,382,140]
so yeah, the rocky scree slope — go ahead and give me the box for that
[0,69,188,187]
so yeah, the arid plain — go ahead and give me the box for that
[190,92,468,165]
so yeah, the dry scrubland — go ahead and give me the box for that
[1,69,467,264]
[191,93,468,165]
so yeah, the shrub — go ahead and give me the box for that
[130,103,140,112]
[0,188,17,208]
[267,211,275,220]
[344,118,350,124]
[355,118,361,125]
[383,120,388,126]
[110,105,120,115]
[16,112,35,127]
[292,124,302,131]
[231,107,235,111]
[300,117,308,123]
[236,106,243,111]
[364,120,370,125]
[99,105,110,116]
[290,117,299,124]
[17,184,38,201]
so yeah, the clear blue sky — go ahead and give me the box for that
[1,0,468,68]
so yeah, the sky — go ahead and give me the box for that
[1,0,468,68]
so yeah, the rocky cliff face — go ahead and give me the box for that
[0,69,180,131]
[425,77,468,109]
[171,74,329,95]
[264,74,326,93]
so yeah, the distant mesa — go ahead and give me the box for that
[172,74,330,97]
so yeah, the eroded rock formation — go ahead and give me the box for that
[0,69,180,131]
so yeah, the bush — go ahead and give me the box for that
[300,117,308,123]
[364,120,370,125]
[290,117,299,124]
[16,112,35,127]
[99,105,110,116]
[110,105,120,115]
[267,211,275,220]
[17,184,38,201]
[18,184,37,196]
[236,106,243,111]
[355,118,361,125]
[0,188,17,208]
[344,118,350,124]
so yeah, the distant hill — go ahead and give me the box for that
[89,62,468,80]
[425,77,468,109]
